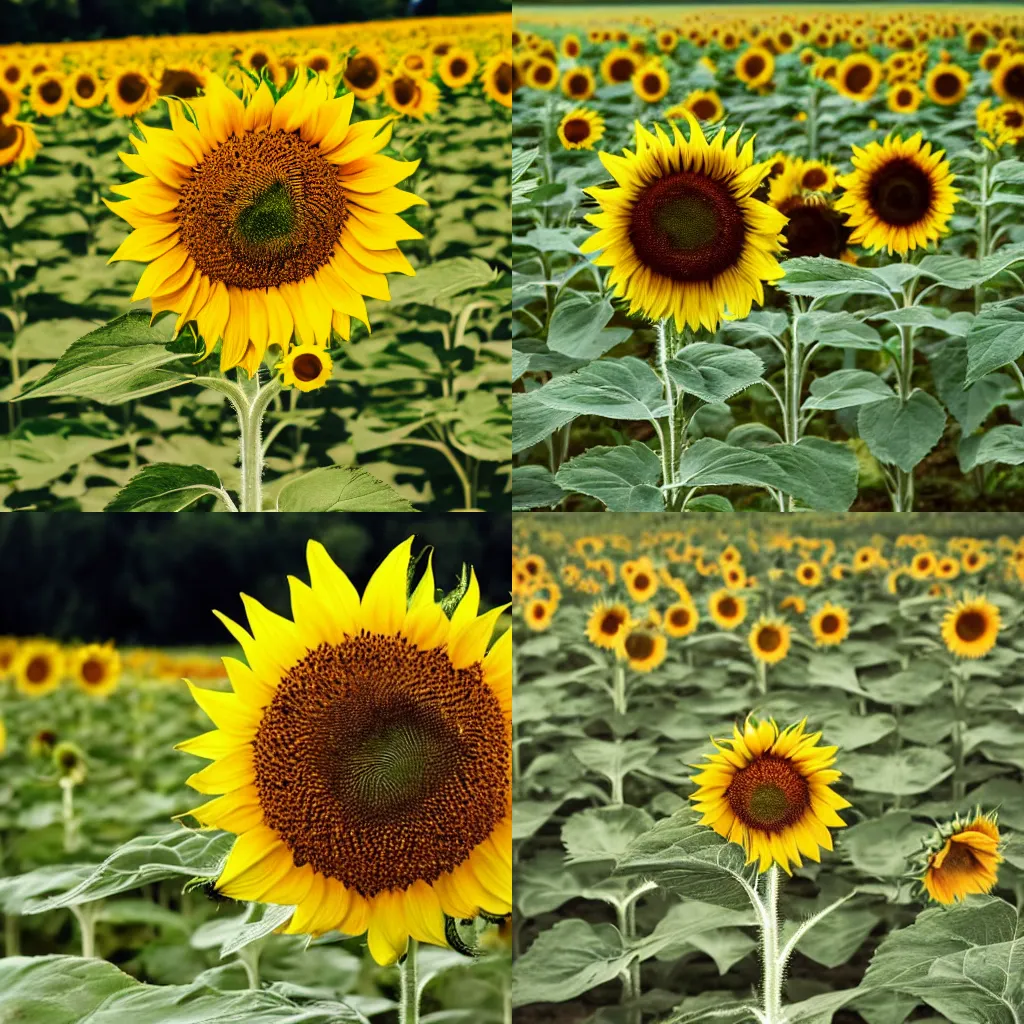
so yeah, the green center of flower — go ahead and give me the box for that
[235,180,296,247]
[344,719,443,811]
[727,755,810,831]
[748,783,790,822]
[654,194,720,251]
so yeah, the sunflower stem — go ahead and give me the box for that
[657,320,678,494]
[233,370,282,513]
[4,913,19,957]
[60,777,79,853]
[975,153,990,314]
[891,278,917,512]
[760,867,784,1024]
[612,660,627,716]
[399,938,421,1024]
[806,86,819,160]
[755,658,768,696]
[951,667,966,804]
[70,903,99,959]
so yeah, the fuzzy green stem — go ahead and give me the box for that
[761,867,783,1024]
[756,658,768,696]
[70,903,98,959]
[3,914,19,957]
[976,155,990,314]
[612,661,627,716]
[951,668,966,804]
[806,87,819,160]
[60,778,79,854]
[399,938,420,1024]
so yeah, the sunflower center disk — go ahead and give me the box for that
[252,634,508,898]
[177,129,346,290]
[82,660,104,684]
[956,610,986,642]
[869,159,933,226]
[26,657,48,683]
[940,842,977,872]
[630,172,746,282]
[727,755,809,831]
[625,632,655,659]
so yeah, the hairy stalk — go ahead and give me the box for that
[70,903,99,959]
[892,277,917,512]
[760,868,783,1024]
[657,320,678,494]
[399,938,421,1024]
[60,777,79,853]
[612,661,627,716]
[951,667,966,803]
[975,153,990,314]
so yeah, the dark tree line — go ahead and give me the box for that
[0,514,510,645]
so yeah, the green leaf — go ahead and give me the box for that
[511,465,565,510]
[676,437,789,492]
[547,294,632,361]
[841,812,934,880]
[928,337,1011,434]
[562,806,656,865]
[555,442,665,512]
[105,464,226,512]
[991,160,1024,185]
[804,369,896,410]
[862,897,1022,1024]
[512,800,562,842]
[535,357,669,423]
[613,809,755,912]
[870,307,972,337]
[959,425,1024,472]
[511,389,575,454]
[17,312,194,405]
[685,494,734,513]
[666,343,764,403]
[520,227,582,254]
[964,301,1024,384]
[24,831,235,912]
[0,956,136,1024]
[512,147,538,184]
[775,257,893,300]
[798,311,883,350]
[387,257,497,307]
[0,865,94,915]
[13,318,99,360]
[511,349,530,382]
[276,467,415,512]
[857,393,946,472]
[840,749,954,796]
[760,438,859,512]
[918,242,1024,290]
[789,907,878,969]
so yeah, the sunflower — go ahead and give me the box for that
[601,48,640,85]
[625,563,658,603]
[524,597,555,631]
[105,72,424,376]
[922,811,1001,904]
[935,557,961,580]
[558,67,594,102]
[691,717,850,874]
[561,34,582,59]
[834,53,882,102]
[70,69,105,109]
[70,642,121,697]
[439,49,478,90]
[13,640,64,697]
[276,343,332,392]
[303,49,335,77]
[961,549,989,573]
[0,636,18,678]
[481,51,514,108]
[0,59,25,92]
[30,72,70,117]
[585,602,631,649]
[709,588,747,630]
[384,73,440,120]
[795,561,822,587]
[835,134,957,255]
[557,107,604,151]
[107,66,156,118]
[617,624,667,673]
[158,65,207,100]
[678,88,724,124]
[980,47,1004,74]
[397,51,432,79]
[810,603,850,646]
[748,617,791,665]
[941,594,1000,659]
[633,62,670,103]
[179,537,510,966]
[723,564,747,590]
[0,85,21,122]
[992,54,1024,103]
[735,46,775,89]
[779,595,806,614]
[54,741,87,785]
[887,82,923,113]
[926,62,970,105]
[343,50,386,100]
[663,600,698,638]
[580,116,786,333]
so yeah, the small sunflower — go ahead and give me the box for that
[30,72,70,117]
[962,550,989,573]
[524,597,555,631]
[0,120,40,169]
[735,46,775,89]
[935,557,961,581]
[561,34,582,60]
[343,50,386,100]
[633,62,670,103]
[779,595,806,614]
[690,717,851,874]
[105,72,424,376]
[180,537,510,966]
[580,116,786,333]
[601,48,640,85]
[625,565,658,603]
[941,595,1000,659]
[0,59,25,92]
[709,588,747,630]
[384,73,440,120]
[664,600,698,638]
[158,64,208,99]
[909,551,936,579]
[70,69,105,109]
[617,624,667,673]
[810,603,850,646]
[834,53,883,102]
[303,49,336,77]
[439,49,478,90]
[480,51,513,108]
[557,107,605,151]
[992,54,1024,104]
[586,602,631,650]
[887,82,923,113]
[525,59,557,91]
[748,617,791,665]
[70,642,121,697]
[835,134,957,255]
[678,88,724,124]
[13,640,64,698]
[795,561,822,587]
[0,637,18,678]
[922,811,1001,904]
[926,63,970,105]
[561,67,596,101]
[108,66,156,118]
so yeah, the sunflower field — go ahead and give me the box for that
[0,15,512,512]
[0,519,512,1023]
[512,5,1024,513]
[512,512,1024,1024]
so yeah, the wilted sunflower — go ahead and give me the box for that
[0,119,40,169]
[30,72,70,117]
[709,588,747,630]
[523,597,555,631]
[581,116,786,332]
[834,53,882,102]
[108,66,156,118]
[70,642,121,697]
[922,811,1001,904]
[180,538,510,966]
[586,602,631,650]
[70,69,105,109]
[663,600,698,638]
[690,717,851,874]
[557,107,604,151]
[835,134,957,255]
[887,82,923,113]
[748,617,791,665]
[617,623,667,673]
[810,602,850,646]
[277,343,332,392]
[941,595,1000,659]
[992,54,1024,104]
[633,62,670,103]
[106,72,424,375]
[439,49,478,90]
[481,51,513,108]
[561,67,596,101]
[735,46,775,89]
[343,50,386,100]
[13,640,64,697]
[926,62,970,105]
